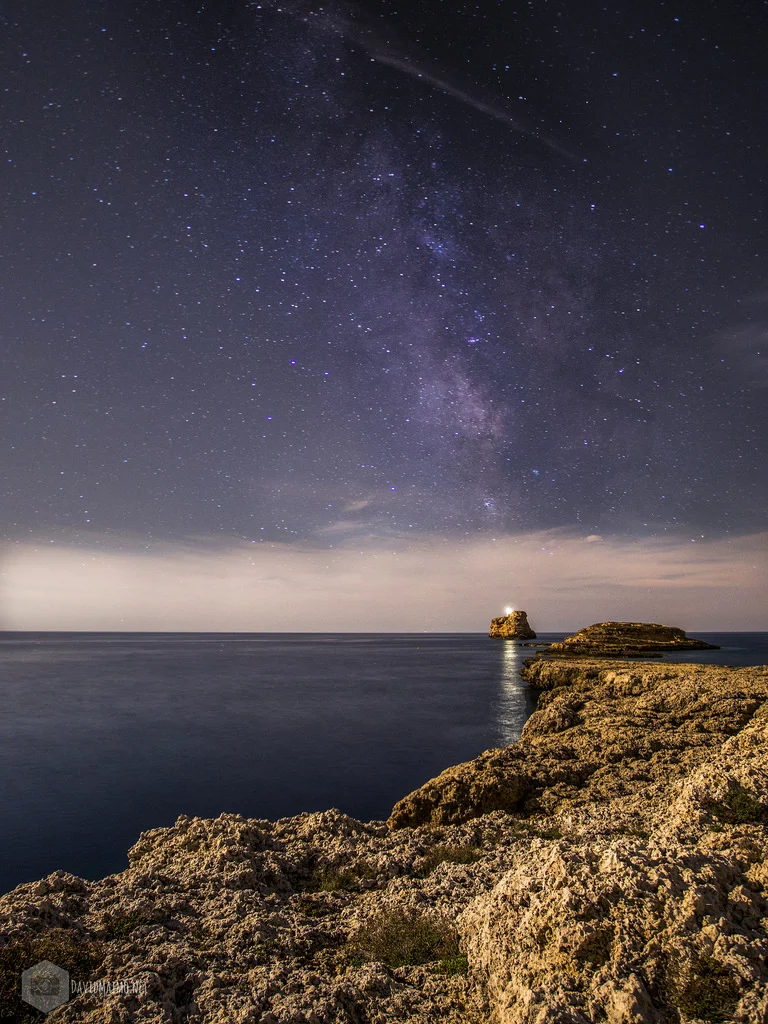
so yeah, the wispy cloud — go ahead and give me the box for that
[2,529,765,632]
[342,499,372,513]
[315,519,367,535]
[716,291,768,388]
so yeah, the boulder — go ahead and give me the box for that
[387,755,530,828]
[489,610,536,639]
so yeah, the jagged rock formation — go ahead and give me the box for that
[544,620,719,656]
[489,610,536,639]
[1,660,767,1023]
[387,659,767,828]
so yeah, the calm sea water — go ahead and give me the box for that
[1,631,765,895]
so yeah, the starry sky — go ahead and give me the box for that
[1,0,766,630]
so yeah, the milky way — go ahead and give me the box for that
[1,0,766,562]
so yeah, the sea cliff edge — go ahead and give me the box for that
[2,660,767,1023]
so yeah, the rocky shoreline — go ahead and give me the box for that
[2,659,767,1023]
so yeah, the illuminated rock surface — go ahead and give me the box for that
[489,610,537,639]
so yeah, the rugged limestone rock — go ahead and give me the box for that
[544,620,719,656]
[388,660,768,828]
[489,610,536,639]
[1,660,767,1023]
[0,811,492,1024]
[457,664,768,1024]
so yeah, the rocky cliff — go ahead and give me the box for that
[1,660,767,1023]
[543,620,719,657]
[489,610,536,639]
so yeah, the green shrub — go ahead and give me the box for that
[573,927,613,966]
[430,953,469,976]
[104,909,154,939]
[669,955,739,1022]
[712,788,764,824]
[414,845,483,879]
[0,928,104,1023]
[306,861,379,892]
[254,938,281,959]
[307,867,356,892]
[337,950,367,970]
[526,824,563,840]
[296,895,334,918]
[348,907,462,968]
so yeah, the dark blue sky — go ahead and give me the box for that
[1,0,766,629]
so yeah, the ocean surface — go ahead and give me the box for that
[1,631,766,895]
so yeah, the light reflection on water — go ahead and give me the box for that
[494,640,539,746]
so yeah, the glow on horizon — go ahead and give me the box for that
[505,606,514,615]
[1,528,767,632]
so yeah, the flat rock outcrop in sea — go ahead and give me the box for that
[489,610,536,639]
[1,661,767,1023]
[541,620,719,657]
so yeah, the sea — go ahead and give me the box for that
[1,631,766,896]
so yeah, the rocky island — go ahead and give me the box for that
[489,610,536,639]
[2,659,767,1023]
[541,620,720,658]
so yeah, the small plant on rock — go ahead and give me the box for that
[526,824,563,840]
[573,926,614,967]
[308,866,357,892]
[306,860,379,892]
[429,953,469,976]
[104,908,155,939]
[667,954,740,1022]
[254,938,281,960]
[0,928,105,1023]
[712,787,764,824]
[347,907,462,969]
[414,845,483,878]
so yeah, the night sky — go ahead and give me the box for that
[1,0,766,630]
